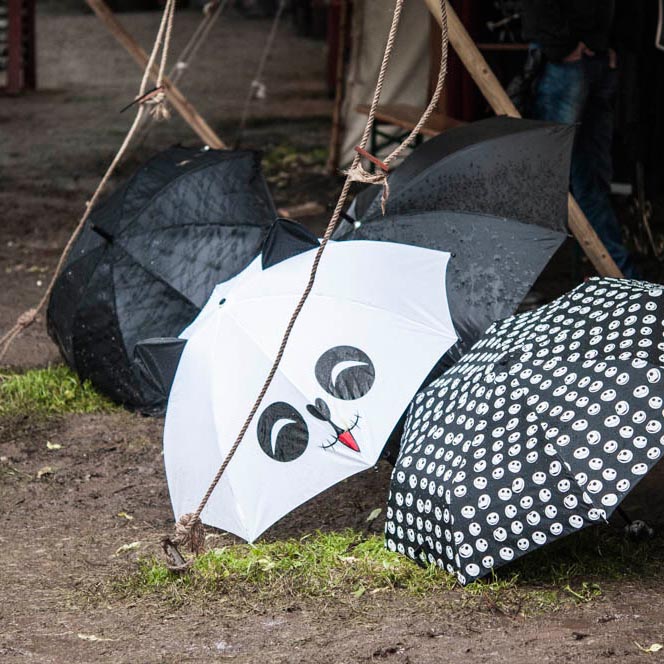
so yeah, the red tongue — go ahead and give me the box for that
[338,431,360,452]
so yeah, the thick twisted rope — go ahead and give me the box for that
[0,0,178,362]
[144,0,177,120]
[165,0,450,568]
[134,0,229,146]
[345,0,448,212]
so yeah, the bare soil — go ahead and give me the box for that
[2,8,664,663]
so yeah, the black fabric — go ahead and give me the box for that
[342,116,574,233]
[261,218,319,270]
[134,338,187,401]
[342,210,565,362]
[386,277,664,584]
[47,147,276,414]
[521,0,615,62]
[338,117,574,361]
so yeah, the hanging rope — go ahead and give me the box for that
[138,0,229,138]
[235,0,288,146]
[0,0,179,362]
[170,0,228,87]
[164,0,450,569]
[345,0,449,212]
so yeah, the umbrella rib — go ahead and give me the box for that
[225,293,460,342]
[113,244,200,311]
[205,312,252,542]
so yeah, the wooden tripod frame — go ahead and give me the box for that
[85,0,226,149]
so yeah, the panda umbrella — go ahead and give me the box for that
[386,277,664,585]
[162,220,459,542]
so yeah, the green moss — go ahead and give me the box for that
[116,526,664,611]
[120,531,453,602]
[0,365,117,417]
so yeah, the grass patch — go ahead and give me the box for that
[120,531,450,603]
[116,526,664,612]
[0,365,117,417]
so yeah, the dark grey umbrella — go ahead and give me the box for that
[338,116,575,362]
[385,277,664,584]
[47,146,276,414]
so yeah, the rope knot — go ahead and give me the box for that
[17,308,38,329]
[144,90,171,121]
[250,79,267,101]
[174,512,206,554]
[203,0,219,16]
[161,513,206,572]
[345,148,391,214]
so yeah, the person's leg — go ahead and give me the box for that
[533,60,586,126]
[533,58,638,278]
[573,56,638,277]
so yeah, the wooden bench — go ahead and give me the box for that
[356,103,463,165]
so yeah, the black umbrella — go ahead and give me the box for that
[338,116,575,362]
[47,146,276,413]
[385,277,664,584]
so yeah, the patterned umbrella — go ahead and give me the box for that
[385,277,664,584]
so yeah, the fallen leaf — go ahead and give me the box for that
[115,541,141,555]
[635,642,664,654]
[46,441,62,450]
[352,586,366,599]
[116,511,134,521]
[77,633,115,642]
[366,508,382,523]
[36,466,54,479]
[339,556,358,564]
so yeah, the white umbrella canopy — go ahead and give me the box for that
[164,237,458,542]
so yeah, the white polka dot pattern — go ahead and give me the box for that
[385,278,664,585]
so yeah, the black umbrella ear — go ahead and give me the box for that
[133,337,187,400]
[261,218,319,270]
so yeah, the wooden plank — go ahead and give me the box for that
[6,0,23,94]
[326,0,349,174]
[23,0,36,89]
[356,103,464,137]
[86,0,226,150]
[423,0,623,279]
[476,43,529,52]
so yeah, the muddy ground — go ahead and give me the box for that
[2,7,664,663]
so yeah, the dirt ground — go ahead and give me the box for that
[2,7,664,664]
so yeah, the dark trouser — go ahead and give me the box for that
[533,53,638,278]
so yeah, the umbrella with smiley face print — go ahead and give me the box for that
[386,277,664,584]
[162,220,458,542]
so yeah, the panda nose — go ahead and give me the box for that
[338,430,360,452]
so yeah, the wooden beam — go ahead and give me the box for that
[6,0,24,94]
[423,0,623,279]
[86,0,226,149]
[326,0,350,174]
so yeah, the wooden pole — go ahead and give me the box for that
[6,0,24,94]
[326,0,350,174]
[423,0,623,279]
[86,0,226,149]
